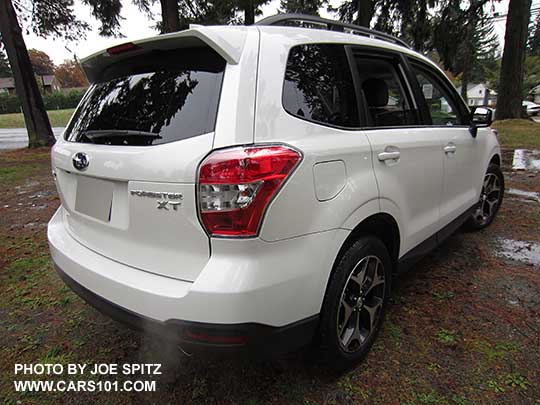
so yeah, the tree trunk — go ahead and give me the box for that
[354,0,374,28]
[244,0,255,26]
[0,0,54,147]
[460,73,469,105]
[460,14,475,105]
[460,51,470,104]
[495,0,532,120]
[160,0,180,33]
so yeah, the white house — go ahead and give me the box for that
[0,74,60,95]
[530,84,540,104]
[0,77,16,95]
[456,83,497,107]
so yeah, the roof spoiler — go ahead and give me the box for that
[81,26,248,82]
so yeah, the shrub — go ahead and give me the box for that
[0,90,84,114]
[0,93,21,114]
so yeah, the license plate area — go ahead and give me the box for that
[75,176,114,222]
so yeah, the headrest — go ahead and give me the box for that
[362,78,389,107]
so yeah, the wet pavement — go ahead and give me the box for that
[512,149,540,171]
[0,127,64,150]
[497,239,540,267]
[506,188,540,203]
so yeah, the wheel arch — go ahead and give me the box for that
[489,153,501,167]
[335,213,401,276]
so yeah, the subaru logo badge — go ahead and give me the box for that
[72,152,89,171]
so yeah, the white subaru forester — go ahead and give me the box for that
[48,14,503,368]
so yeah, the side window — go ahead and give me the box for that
[412,66,465,126]
[354,56,418,127]
[283,44,359,128]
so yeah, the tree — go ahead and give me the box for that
[371,0,439,52]
[523,55,540,97]
[280,0,327,15]
[236,0,271,25]
[332,0,375,27]
[179,0,239,28]
[496,0,532,119]
[458,7,499,102]
[55,59,89,88]
[528,13,540,56]
[485,54,540,97]
[433,0,498,102]
[335,0,439,47]
[0,0,54,147]
[0,0,127,147]
[159,0,180,32]
[137,0,240,32]
[397,0,438,52]
[0,50,12,77]
[28,49,55,75]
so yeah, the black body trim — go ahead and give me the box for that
[397,205,476,273]
[55,266,319,356]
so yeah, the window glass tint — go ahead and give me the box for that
[413,67,462,126]
[283,44,359,128]
[355,57,417,127]
[65,48,225,146]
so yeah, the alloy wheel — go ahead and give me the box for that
[336,255,386,353]
[474,173,502,226]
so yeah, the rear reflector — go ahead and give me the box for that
[106,42,140,55]
[197,145,302,237]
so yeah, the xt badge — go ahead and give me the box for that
[157,200,182,211]
[130,190,183,212]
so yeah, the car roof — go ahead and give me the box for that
[255,25,445,76]
[81,24,444,84]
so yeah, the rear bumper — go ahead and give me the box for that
[48,207,348,354]
[55,264,318,355]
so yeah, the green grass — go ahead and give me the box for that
[491,119,540,149]
[436,328,457,344]
[0,108,74,128]
[0,164,40,184]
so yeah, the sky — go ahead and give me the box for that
[19,0,536,65]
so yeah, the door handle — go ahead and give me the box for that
[378,151,401,161]
[444,144,457,154]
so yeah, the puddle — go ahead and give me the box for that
[497,239,540,267]
[512,149,540,171]
[506,188,540,203]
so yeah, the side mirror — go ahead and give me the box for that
[469,107,493,137]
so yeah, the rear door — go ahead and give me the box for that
[52,46,226,281]
[409,60,485,229]
[351,50,445,255]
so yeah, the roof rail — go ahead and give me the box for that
[255,13,410,49]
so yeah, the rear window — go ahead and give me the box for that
[65,47,225,146]
[282,44,359,128]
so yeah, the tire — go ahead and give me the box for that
[464,163,504,231]
[318,236,392,370]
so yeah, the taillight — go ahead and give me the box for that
[197,145,302,237]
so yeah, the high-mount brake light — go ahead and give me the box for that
[197,145,302,237]
[106,42,140,55]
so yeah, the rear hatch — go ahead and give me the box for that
[52,41,227,282]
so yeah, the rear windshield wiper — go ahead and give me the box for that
[81,130,162,141]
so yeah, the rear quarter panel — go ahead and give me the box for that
[253,29,380,242]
